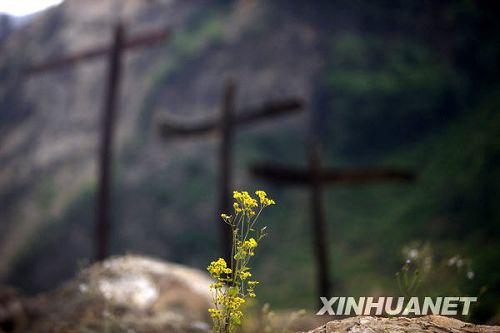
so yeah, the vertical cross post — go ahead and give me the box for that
[95,23,124,261]
[219,80,236,263]
[309,141,331,300]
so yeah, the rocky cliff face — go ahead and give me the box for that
[0,0,321,291]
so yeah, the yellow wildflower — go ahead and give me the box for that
[208,308,222,319]
[245,238,258,248]
[233,202,242,213]
[238,271,252,280]
[207,258,232,278]
[256,190,275,206]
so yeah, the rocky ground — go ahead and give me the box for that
[302,315,500,333]
[1,255,498,333]
[1,255,213,333]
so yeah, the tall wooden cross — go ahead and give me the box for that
[251,140,415,301]
[24,22,172,261]
[158,79,303,263]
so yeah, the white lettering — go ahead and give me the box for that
[364,297,384,315]
[422,297,442,315]
[403,297,420,315]
[345,297,365,315]
[317,297,337,315]
[385,297,405,315]
[459,297,477,315]
[442,297,459,315]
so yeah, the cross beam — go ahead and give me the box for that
[251,141,415,303]
[158,99,302,137]
[25,23,172,261]
[158,79,303,263]
[25,27,171,76]
[251,164,415,185]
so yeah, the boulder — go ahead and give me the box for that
[302,315,500,333]
[21,255,213,333]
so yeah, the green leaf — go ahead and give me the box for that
[228,286,239,296]
[231,315,241,325]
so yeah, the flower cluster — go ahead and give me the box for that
[208,258,232,281]
[236,238,258,258]
[256,190,276,206]
[232,190,275,217]
[207,190,275,333]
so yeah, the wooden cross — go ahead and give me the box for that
[158,79,303,263]
[24,22,172,261]
[251,140,415,302]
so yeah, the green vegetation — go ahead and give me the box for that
[7,182,96,293]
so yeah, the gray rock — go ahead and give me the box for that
[302,315,500,333]
[22,255,213,333]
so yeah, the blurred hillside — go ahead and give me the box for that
[0,0,499,323]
